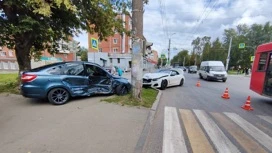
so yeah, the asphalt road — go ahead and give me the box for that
[143,73,272,153]
[0,94,149,153]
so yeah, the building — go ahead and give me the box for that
[88,14,132,54]
[0,46,18,70]
[88,14,132,70]
[0,40,78,71]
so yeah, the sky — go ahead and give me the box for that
[75,0,272,59]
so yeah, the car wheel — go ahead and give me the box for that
[160,80,168,90]
[199,74,203,79]
[223,79,227,82]
[179,79,184,86]
[116,85,128,95]
[48,88,70,105]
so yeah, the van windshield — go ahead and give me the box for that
[209,66,225,71]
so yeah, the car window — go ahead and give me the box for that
[47,65,64,75]
[85,64,107,77]
[63,63,84,76]
[171,71,179,76]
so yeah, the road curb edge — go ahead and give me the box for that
[134,89,162,153]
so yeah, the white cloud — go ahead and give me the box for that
[74,0,272,59]
[143,0,272,58]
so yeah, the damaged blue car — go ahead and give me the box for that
[20,61,131,105]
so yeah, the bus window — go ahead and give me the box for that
[264,53,272,95]
[258,53,268,71]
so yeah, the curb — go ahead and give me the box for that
[134,89,162,153]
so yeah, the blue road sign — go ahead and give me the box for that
[91,38,98,50]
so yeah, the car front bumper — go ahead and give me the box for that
[207,75,227,81]
[142,79,161,88]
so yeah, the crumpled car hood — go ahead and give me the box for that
[143,73,169,79]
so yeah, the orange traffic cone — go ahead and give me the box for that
[221,88,230,99]
[196,80,201,87]
[241,96,253,111]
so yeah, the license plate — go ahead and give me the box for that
[217,77,222,79]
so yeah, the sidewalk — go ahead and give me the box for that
[0,94,149,153]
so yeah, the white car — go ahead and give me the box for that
[142,68,185,90]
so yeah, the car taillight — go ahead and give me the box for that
[21,74,37,82]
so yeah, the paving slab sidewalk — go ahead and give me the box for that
[0,94,149,153]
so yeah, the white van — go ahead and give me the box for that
[199,61,227,82]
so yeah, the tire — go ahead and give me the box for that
[116,85,128,96]
[160,80,168,90]
[48,88,70,105]
[199,74,203,79]
[222,79,227,82]
[179,79,184,86]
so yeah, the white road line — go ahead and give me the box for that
[258,115,272,125]
[225,112,272,152]
[163,107,188,153]
[193,110,240,153]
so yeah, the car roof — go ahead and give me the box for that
[30,61,101,72]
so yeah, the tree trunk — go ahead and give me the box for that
[14,38,32,85]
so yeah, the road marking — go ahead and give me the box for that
[258,115,272,125]
[225,112,272,152]
[180,109,215,153]
[212,112,268,153]
[163,107,188,153]
[193,110,240,153]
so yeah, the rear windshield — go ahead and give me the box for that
[30,63,64,72]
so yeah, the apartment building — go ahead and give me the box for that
[0,46,18,70]
[0,40,77,71]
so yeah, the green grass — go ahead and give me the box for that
[228,70,243,75]
[0,73,20,94]
[102,88,159,108]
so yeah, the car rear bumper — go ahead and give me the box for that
[20,85,47,98]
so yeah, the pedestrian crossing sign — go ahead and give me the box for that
[91,38,98,50]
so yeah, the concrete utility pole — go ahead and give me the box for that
[226,37,232,71]
[131,0,144,100]
[168,38,171,67]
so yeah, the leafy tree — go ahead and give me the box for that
[157,58,167,67]
[171,50,189,66]
[0,0,128,72]
[81,51,88,61]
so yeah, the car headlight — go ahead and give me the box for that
[152,78,158,81]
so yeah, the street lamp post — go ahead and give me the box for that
[168,33,176,67]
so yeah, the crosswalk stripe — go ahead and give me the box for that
[211,112,268,153]
[193,110,240,153]
[258,115,272,125]
[225,112,272,152]
[163,107,188,153]
[180,109,215,153]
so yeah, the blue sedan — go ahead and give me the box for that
[21,61,131,105]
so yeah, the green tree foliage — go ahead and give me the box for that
[157,58,167,67]
[81,51,88,61]
[0,0,128,72]
[171,50,189,66]
[190,22,272,69]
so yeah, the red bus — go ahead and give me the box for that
[250,42,272,97]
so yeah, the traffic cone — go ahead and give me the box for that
[241,96,253,111]
[221,88,230,99]
[196,80,201,87]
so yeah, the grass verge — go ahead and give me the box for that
[0,73,20,94]
[102,88,159,108]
